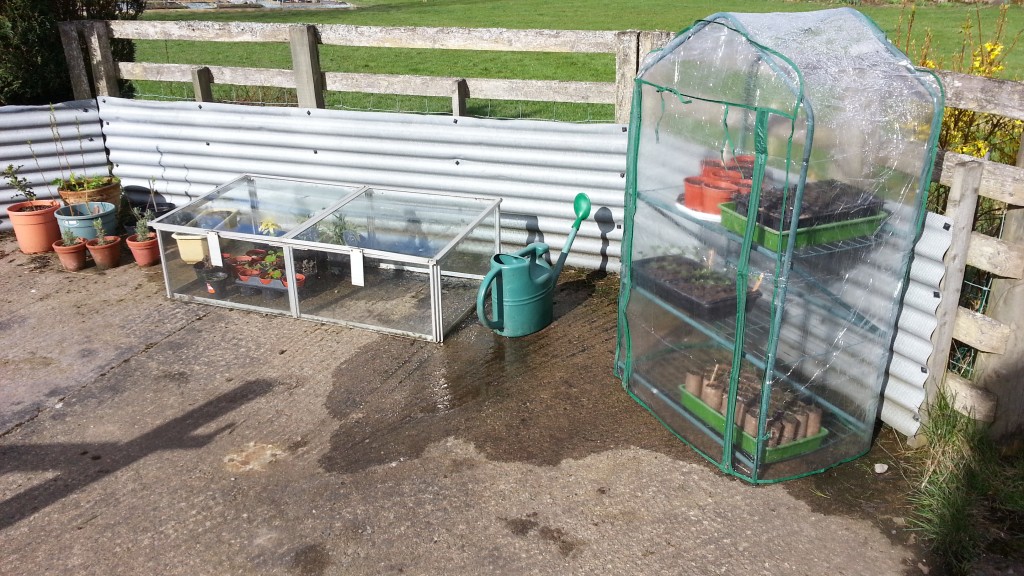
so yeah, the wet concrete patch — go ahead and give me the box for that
[321,272,696,474]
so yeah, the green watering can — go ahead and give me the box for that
[477,193,592,337]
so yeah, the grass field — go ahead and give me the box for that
[132,1,1024,118]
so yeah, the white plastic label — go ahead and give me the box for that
[207,233,223,266]
[351,250,364,286]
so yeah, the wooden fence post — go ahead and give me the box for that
[192,67,214,103]
[58,22,92,100]
[638,30,673,69]
[289,25,325,109]
[451,78,469,117]
[921,160,996,426]
[614,31,639,125]
[84,20,120,98]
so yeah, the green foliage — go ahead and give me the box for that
[131,207,155,241]
[910,393,1024,574]
[92,219,110,245]
[61,227,80,246]
[54,173,119,192]
[3,164,35,202]
[0,0,144,105]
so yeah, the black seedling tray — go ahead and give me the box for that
[635,256,761,320]
[734,180,882,231]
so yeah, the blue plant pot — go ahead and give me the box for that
[55,202,118,241]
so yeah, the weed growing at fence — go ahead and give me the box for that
[909,392,1024,574]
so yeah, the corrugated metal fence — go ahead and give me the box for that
[0,101,108,214]
[98,97,627,271]
[0,97,947,438]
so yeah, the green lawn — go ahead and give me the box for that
[133,1,1024,119]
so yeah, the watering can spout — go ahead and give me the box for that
[551,193,592,283]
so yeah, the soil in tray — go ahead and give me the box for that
[734,180,882,231]
[634,255,760,319]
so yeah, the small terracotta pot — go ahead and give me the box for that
[7,200,61,254]
[282,273,305,289]
[683,176,705,210]
[52,239,88,272]
[701,180,738,215]
[700,158,725,177]
[126,233,160,267]
[707,167,743,182]
[734,154,756,167]
[85,236,123,269]
[734,179,753,196]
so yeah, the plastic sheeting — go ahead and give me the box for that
[617,8,944,482]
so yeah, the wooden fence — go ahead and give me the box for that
[57,20,1024,438]
[924,70,1024,439]
[58,20,673,124]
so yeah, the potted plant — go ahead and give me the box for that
[52,228,87,272]
[125,207,160,267]
[84,220,122,269]
[4,164,62,254]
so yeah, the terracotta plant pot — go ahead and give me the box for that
[682,176,705,210]
[282,273,305,289]
[707,167,743,182]
[734,179,753,196]
[85,236,123,269]
[701,180,738,215]
[7,200,61,254]
[52,238,88,272]
[126,233,161,267]
[700,158,725,177]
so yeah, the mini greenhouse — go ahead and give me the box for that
[616,9,943,482]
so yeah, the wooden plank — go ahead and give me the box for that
[118,62,295,88]
[942,371,998,422]
[614,30,639,125]
[108,20,290,42]
[467,78,615,103]
[85,21,120,98]
[324,72,615,103]
[953,306,1011,354]
[289,25,325,109]
[191,67,214,103]
[317,25,618,53]
[923,161,983,408]
[935,150,1024,206]
[967,231,1024,279]
[937,70,1024,122]
[58,22,91,100]
[451,79,468,117]
[638,30,673,68]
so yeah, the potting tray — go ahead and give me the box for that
[733,180,884,230]
[678,387,829,463]
[720,203,886,252]
[634,255,761,320]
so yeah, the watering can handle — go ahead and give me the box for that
[476,265,503,330]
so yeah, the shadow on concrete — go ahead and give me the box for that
[320,276,692,475]
[0,379,275,531]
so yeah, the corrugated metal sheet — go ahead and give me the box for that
[882,212,952,438]
[0,101,107,230]
[97,97,628,271]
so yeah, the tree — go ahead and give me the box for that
[0,0,145,105]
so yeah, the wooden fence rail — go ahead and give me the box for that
[58,20,672,124]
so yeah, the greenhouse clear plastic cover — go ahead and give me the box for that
[616,8,943,483]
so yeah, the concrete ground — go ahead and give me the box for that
[0,233,932,576]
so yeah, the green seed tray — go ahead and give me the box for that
[719,202,886,252]
[678,386,829,463]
